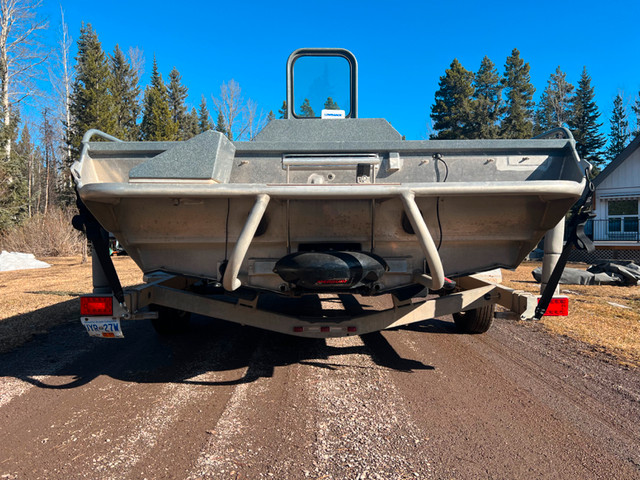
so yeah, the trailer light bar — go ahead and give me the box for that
[537,296,569,316]
[293,325,358,334]
[80,296,113,316]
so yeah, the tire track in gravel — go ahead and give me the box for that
[187,334,319,479]
[188,332,435,480]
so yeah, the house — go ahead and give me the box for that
[570,134,640,263]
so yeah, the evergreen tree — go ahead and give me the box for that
[534,87,555,135]
[167,67,190,140]
[109,44,140,140]
[632,91,640,138]
[266,110,275,122]
[68,23,116,157]
[324,97,340,110]
[534,66,574,135]
[567,67,606,168]
[14,124,35,218]
[0,118,27,230]
[606,94,630,162]
[182,107,200,139]
[470,56,503,138]
[501,48,535,138]
[430,58,474,139]
[215,111,229,138]
[197,95,213,132]
[299,98,314,117]
[140,56,178,141]
[278,100,287,119]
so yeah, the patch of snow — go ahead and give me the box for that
[0,251,51,272]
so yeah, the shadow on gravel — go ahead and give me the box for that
[0,299,79,355]
[0,311,436,390]
[398,318,460,334]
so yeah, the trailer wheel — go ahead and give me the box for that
[150,305,191,335]
[452,304,494,334]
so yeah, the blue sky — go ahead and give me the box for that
[41,0,640,141]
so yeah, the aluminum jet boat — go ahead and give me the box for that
[73,48,590,338]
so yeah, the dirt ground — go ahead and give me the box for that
[2,256,638,367]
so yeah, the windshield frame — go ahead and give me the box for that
[286,48,358,120]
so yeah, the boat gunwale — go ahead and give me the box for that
[79,179,587,201]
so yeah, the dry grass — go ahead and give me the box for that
[0,255,142,354]
[501,262,640,368]
[0,208,84,256]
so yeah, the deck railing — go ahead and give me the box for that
[587,218,640,242]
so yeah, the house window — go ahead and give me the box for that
[608,200,638,216]
[607,199,639,239]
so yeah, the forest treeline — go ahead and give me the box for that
[430,49,639,170]
[0,1,639,237]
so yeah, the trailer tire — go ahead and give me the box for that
[452,304,494,334]
[150,305,191,335]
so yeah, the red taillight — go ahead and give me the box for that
[81,296,113,316]
[537,296,569,316]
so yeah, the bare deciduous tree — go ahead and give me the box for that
[212,79,266,141]
[127,46,145,81]
[47,6,72,170]
[0,0,48,160]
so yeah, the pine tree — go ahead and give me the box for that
[266,110,275,122]
[0,117,27,230]
[470,56,503,138]
[430,58,474,139]
[15,124,35,218]
[68,23,116,157]
[109,44,140,140]
[606,94,630,162]
[167,67,190,140]
[140,56,178,141]
[182,107,200,139]
[197,95,213,132]
[299,98,314,117]
[534,88,555,135]
[215,111,229,138]
[324,97,340,110]
[501,49,535,139]
[632,91,640,138]
[568,67,606,169]
[278,100,287,119]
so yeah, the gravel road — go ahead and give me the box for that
[1,295,639,479]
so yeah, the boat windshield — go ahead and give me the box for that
[293,55,350,118]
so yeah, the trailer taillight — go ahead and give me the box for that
[537,296,569,316]
[81,296,113,316]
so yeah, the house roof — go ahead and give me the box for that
[593,134,640,187]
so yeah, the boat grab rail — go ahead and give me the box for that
[221,190,445,292]
[71,130,124,183]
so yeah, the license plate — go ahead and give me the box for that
[82,318,124,338]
